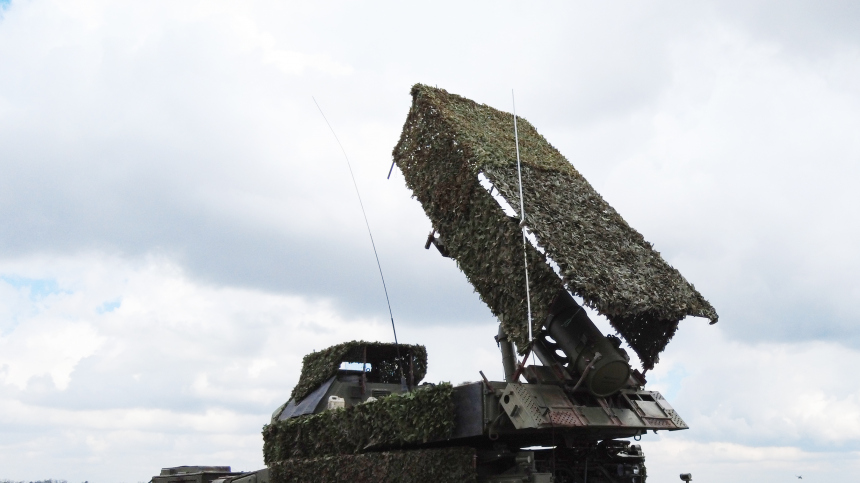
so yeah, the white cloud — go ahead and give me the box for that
[0,255,504,481]
[649,322,860,448]
[593,23,860,343]
[0,0,859,482]
[0,319,104,390]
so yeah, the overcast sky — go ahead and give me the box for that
[1,1,859,482]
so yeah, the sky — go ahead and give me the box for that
[0,0,858,481]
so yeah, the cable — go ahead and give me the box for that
[312,97,404,371]
[512,90,534,346]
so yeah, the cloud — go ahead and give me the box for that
[1,254,857,483]
[597,26,860,345]
[0,0,859,481]
[0,0,494,326]
[0,319,104,391]
[650,323,860,450]
[0,254,504,481]
[713,0,860,56]
[4,0,857,342]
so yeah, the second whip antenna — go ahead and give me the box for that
[512,90,534,345]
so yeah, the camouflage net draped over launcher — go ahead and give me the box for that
[393,84,718,368]
[290,341,427,402]
[264,383,455,463]
[269,447,476,483]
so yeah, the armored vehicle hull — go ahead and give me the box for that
[154,337,685,483]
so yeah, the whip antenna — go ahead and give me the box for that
[512,90,534,345]
[312,97,404,375]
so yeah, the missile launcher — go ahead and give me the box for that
[151,85,715,482]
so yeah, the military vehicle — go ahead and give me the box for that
[151,85,715,482]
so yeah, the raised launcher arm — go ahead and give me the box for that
[531,289,634,397]
[386,84,715,481]
[483,288,690,442]
[497,288,645,397]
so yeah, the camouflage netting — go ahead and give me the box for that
[290,341,428,403]
[264,383,455,463]
[268,447,476,483]
[392,84,718,369]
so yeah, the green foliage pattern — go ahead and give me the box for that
[268,447,476,483]
[264,384,455,464]
[290,341,427,403]
[392,84,718,368]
